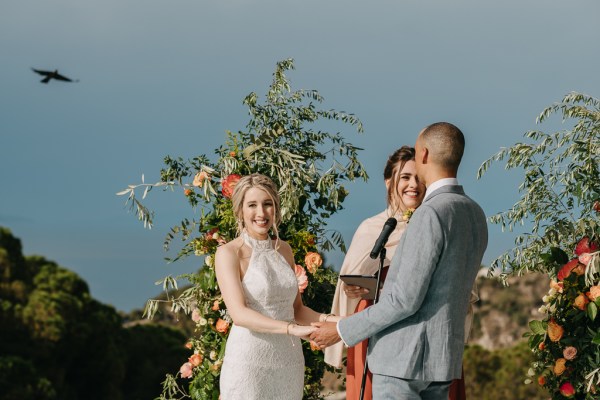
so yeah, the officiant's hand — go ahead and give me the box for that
[342,282,370,299]
[309,321,341,349]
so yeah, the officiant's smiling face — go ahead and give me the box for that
[396,160,424,209]
[242,187,275,240]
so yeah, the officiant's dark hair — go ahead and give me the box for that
[384,146,416,216]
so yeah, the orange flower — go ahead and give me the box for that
[185,341,193,349]
[305,252,323,274]
[563,346,577,360]
[193,171,209,187]
[189,353,203,367]
[229,151,236,157]
[547,319,564,342]
[221,174,241,198]
[538,342,545,351]
[216,318,230,333]
[537,376,546,386]
[295,264,308,293]
[184,189,193,196]
[310,341,321,352]
[212,300,220,311]
[553,358,567,375]
[574,293,589,310]
[588,286,600,301]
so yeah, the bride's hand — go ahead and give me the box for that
[342,282,369,299]
[288,324,317,339]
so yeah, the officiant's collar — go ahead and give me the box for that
[423,177,459,202]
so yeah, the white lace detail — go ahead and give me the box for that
[220,232,303,400]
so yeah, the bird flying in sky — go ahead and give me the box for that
[31,68,79,84]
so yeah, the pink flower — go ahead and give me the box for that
[563,346,577,360]
[579,253,593,266]
[180,362,194,379]
[188,353,203,367]
[221,174,242,198]
[559,382,575,397]
[191,308,202,323]
[192,171,209,187]
[295,264,308,293]
[304,252,323,274]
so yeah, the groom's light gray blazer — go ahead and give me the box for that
[338,185,487,381]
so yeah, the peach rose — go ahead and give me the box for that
[189,353,203,367]
[185,341,193,349]
[563,346,577,360]
[588,286,600,301]
[180,362,193,379]
[310,341,321,352]
[554,358,567,375]
[305,252,323,274]
[547,319,564,342]
[221,174,241,198]
[212,300,220,311]
[193,171,209,187]
[184,189,193,196]
[537,376,546,386]
[574,293,589,310]
[295,264,308,293]
[550,280,564,293]
[216,318,230,333]
[559,382,575,397]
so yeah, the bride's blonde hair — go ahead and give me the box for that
[231,173,282,241]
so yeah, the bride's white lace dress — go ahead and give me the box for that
[219,232,304,400]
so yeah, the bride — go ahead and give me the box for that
[215,173,339,399]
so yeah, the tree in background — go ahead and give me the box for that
[478,93,600,399]
[0,227,189,400]
[119,59,368,399]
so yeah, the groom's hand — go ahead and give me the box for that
[310,321,341,349]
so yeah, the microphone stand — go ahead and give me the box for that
[359,247,386,400]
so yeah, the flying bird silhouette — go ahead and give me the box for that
[31,68,79,84]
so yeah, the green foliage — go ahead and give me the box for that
[119,59,368,399]
[478,92,600,398]
[0,227,191,400]
[464,341,549,399]
[477,92,600,278]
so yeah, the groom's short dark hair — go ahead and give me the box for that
[420,122,465,172]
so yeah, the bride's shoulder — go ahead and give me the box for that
[216,237,244,257]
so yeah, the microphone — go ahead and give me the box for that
[369,217,398,259]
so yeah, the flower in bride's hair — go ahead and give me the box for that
[295,264,308,293]
[221,174,242,198]
[305,252,323,274]
[216,318,230,333]
[180,362,193,379]
[402,208,415,222]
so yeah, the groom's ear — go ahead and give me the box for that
[420,146,429,164]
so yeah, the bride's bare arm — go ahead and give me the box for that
[215,242,315,337]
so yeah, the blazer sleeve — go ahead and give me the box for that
[338,205,444,347]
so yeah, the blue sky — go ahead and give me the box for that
[1,0,599,312]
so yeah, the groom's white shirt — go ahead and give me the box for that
[336,177,460,346]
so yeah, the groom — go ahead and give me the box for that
[311,122,488,399]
